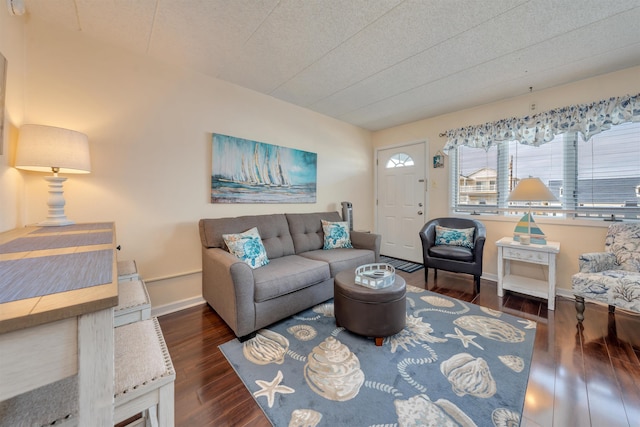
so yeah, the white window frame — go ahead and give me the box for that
[451,122,640,221]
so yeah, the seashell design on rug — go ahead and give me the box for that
[312,302,334,318]
[394,393,476,427]
[304,337,364,401]
[492,407,521,427]
[288,408,323,427]
[440,352,497,398]
[243,329,289,365]
[453,315,525,343]
[421,295,456,308]
[498,355,525,373]
[287,324,317,341]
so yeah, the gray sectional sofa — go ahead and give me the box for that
[198,211,381,339]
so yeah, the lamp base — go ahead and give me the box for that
[38,218,75,227]
[39,175,75,227]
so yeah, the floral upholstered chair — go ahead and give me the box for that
[572,223,640,321]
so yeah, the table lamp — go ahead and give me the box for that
[15,124,91,226]
[507,177,556,245]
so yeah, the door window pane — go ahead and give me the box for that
[386,153,414,168]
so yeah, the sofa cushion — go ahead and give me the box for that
[199,214,295,259]
[300,248,375,277]
[223,227,270,269]
[286,212,343,254]
[321,220,353,249]
[253,255,331,303]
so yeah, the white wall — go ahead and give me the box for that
[13,18,373,313]
[0,8,25,232]
[372,66,640,294]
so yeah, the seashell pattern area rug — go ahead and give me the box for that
[219,285,536,427]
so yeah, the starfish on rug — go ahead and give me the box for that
[253,370,295,408]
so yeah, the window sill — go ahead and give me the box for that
[452,212,623,229]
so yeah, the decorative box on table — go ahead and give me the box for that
[355,263,396,289]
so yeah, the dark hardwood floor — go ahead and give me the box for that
[158,269,640,426]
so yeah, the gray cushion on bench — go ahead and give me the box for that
[115,318,169,396]
[254,255,331,303]
[0,376,77,427]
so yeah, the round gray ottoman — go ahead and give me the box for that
[334,269,406,346]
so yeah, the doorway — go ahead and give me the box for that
[376,141,428,263]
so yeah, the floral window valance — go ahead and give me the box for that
[442,92,640,154]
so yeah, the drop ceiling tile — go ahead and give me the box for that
[271,0,528,107]
[313,1,640,123]
[148,0,280,76]
[215,0,403,93]
[74,0,157,54]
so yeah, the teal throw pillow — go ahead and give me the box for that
[435,225,475,249]
[222,227,269,269]
[322,220,353,249]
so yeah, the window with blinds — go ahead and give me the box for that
[575,122,640,219]
[452,121,640,220]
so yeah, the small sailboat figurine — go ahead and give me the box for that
[513,212,547,244]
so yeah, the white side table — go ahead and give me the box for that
[496,237,560,310]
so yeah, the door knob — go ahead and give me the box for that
[418,203,423,207]
[418,211,423,215]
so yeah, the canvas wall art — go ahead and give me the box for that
[211,133,317,203]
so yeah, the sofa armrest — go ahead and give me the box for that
[202,247,256,337]
[578,252,617,273]
[351,231,381,262]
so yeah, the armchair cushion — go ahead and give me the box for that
[434,225,475,249]
[572,270,640,312]
[578,252,617,273]
[428,245,473,262]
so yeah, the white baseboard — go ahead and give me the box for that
[481,273,575,300]
[151,296,206,318]
[556,288,575,299]
[482,273,498,283]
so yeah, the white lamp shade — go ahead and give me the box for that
[507,177,556,202]
[15,124,91,174]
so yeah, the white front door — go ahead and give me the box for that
[376,142,427,263]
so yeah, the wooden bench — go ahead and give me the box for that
[115,279,152,327]
[0,318,175,427]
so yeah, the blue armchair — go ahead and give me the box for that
[572,223,640,321]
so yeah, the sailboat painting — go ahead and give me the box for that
[211,134,317,203]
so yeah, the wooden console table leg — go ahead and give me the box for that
[78,307,114,425]
[497,246,505,297]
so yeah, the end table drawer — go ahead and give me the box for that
[503,247,549,264]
